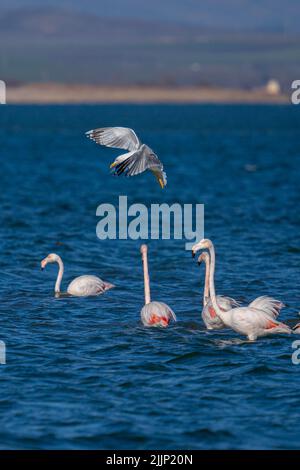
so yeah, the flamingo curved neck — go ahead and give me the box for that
[142,252,151,304]
[203,256,210,306]
[55,257,64,293]
[208,244,225,320]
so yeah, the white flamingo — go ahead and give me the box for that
[197,252,283,330]
[41,253,115,297]
[192,240,291,341]
[197,252,240,330]
[140,244,176,327]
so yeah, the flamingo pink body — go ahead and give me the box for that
[41,253,115,297]
[202,298,239,330]
[140,244,176,327]
[216,305,291,341]
[141,301,176,328]
[192,240,291,341]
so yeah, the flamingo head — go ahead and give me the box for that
[41,253,59,270]
[140,244,148,256]
[197,252,209,266]
[192,239,212,257]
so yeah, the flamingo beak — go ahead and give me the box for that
[192,250,195,258]
[41,259,47,270]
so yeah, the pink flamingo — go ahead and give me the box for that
[41,253,115,297]
[197,252,240,329]
[197,252,284,327]
[140,244,176,327]
[192,240,291,341]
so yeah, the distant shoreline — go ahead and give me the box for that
[6,83,289,104]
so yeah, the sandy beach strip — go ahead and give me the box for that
[6,83,289,104]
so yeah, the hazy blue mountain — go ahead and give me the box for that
[0,4,299,88]
[2,0,300,33]
[0,6,200,42]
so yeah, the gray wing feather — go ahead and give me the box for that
[114,146,163,177]
[86,127,140,152]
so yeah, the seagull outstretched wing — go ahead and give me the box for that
[86,127,140,152]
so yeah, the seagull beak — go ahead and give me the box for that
[110,161,117,168]
[158,178,164,189]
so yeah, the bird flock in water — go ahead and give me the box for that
[40,127,300,341]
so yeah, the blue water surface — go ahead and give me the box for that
[0,104,300,449]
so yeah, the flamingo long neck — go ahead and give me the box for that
[142,251,151,304]
[203,255,210,306]
[55,256,64,293]
[208,244,225,321]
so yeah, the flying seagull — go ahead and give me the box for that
[85,127,167,188]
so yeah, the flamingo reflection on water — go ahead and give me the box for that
[140,244,176,327]
[192,240,291,341]
[41,253,115,297]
